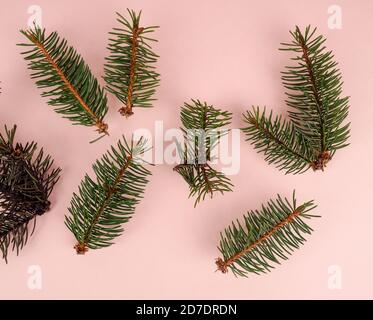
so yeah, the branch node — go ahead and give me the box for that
[215,258,228,273]
[119,106,134,118]
[74,243,88,255]
[96,121,109,135]
[311,151,331,171]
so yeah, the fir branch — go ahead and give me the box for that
[280,25,350,169]
[242,107,313,174]
[244,26,350,172]
[19,25,109,140]
[216,192,318,277]
[65,136,151,254]
[174,100,233,206]
[0,125,61,262]
[104,9,160,117]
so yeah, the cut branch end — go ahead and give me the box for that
[96,121,109,135]
[74,243,88,255]
[119,106,134,118]
[215,257,228,273]
[311,151,331,171]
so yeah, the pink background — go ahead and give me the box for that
[0,0,372,299]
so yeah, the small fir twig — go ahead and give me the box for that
[19,25,109,141]
[174,99,233,206]
[65,136,151,254]
[243,26,350,173]
[104,9,160,117]
[243,107,313,174]
[216,191,318,277]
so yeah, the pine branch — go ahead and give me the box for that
[65,136,151,254]
[19,25,109,141]
[280,25,350,169]
[104,9,160,117]
[244,26,350,172]
[216,192,318,277]
[242,107,314,174]
[174,100,233,206]
[0,125,61,262]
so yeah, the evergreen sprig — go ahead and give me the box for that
[216,191,318,277]
[174,99,233,206]
[65,136,151,254]
[243,26,350,172]
[243,107,313,174]
[104,9,160,117]
[0,125,61,262]
[19,25,109,141]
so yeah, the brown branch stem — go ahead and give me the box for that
[119,27,144,117]
[216,206,302,273]
[200,165,213,197]
[28,33,108,135]
[297,28,325,153]
[75,154,133,254]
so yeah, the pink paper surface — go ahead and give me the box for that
[0,0,371,299]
